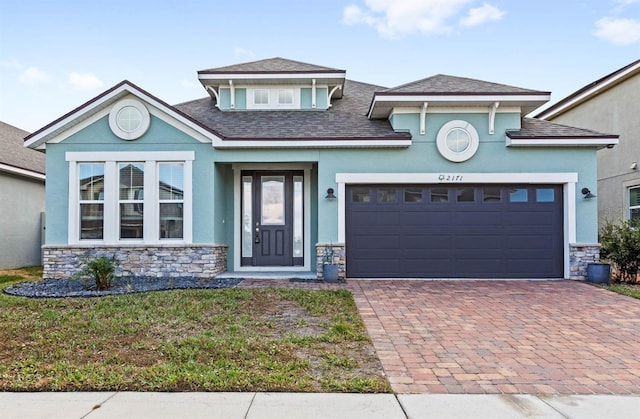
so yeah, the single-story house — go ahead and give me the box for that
[535,59,640,226]
[25,57,619,280]
[1,121,45,269]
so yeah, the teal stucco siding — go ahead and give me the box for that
[45,107,600,274]
[45,115,218,245]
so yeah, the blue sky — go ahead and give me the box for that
[1,0,639,132]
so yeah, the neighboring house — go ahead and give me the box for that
[0,121,45,269]
[536,59,640,226]
[25,57,618,281]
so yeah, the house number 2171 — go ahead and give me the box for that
[438,175,464,182]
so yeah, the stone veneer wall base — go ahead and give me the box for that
[42,244,228,280]
[569,243,601,281]
[316,243,346,281]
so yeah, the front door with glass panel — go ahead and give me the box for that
[241,171,304,267]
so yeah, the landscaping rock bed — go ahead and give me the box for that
[3,276,242,298]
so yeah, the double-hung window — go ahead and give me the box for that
[78,163,105,240]
[68,151,193,244]
[630,186,640,220]
[119,163,144,239]
[159,163,184,239]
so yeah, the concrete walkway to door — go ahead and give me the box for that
[349,280,640,395]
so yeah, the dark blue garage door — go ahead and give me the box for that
[345,185,563,278]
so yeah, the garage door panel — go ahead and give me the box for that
[346,184,563,278]
[464,213,504,225]
[504,212,554,225]
[402,237,448,249]
[409,248,454,258]
[505,234,550,251]
[452,237,502,250]
[350,237,401,250]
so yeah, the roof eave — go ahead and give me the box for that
[367,93,551,119]
[505,136,619,149]
[25,81,224,150]
[0,162,46,180]
[212,136,412,149]
[535,60,640,120]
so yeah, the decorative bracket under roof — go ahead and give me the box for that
[328,85,342,108]
[312,79,317,109]
[206,86,220,108]
[229,80,235,109]
[420,102,428,135]
[489,101,500,135]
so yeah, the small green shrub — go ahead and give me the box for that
[600,219,640,283]
[78,255,118,290]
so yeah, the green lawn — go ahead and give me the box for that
[606,283,640,299]
[0,268,389,392]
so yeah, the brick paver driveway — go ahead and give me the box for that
[349,280,640,394]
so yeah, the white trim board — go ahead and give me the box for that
[507,138,619,147]
[26,83,220,150]
[66,151,194,245]
[214,139,412,149]
[0,163,45,181]
[336,172,578,184]
[536,61,640,120]
[232,163,312,273]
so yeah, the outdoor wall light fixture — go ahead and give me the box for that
[325,188,336,200]
[582,187,596,199]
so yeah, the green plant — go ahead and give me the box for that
[79,255,118,290]
[600,219,640,283]
[0,287,389,392]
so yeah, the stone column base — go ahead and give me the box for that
[569,243,601,280]
[316,243,346,281]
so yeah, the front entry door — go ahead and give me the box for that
[241,171,304,267]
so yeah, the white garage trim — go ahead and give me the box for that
[335,172,578,279]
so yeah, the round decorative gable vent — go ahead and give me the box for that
[109,99,150,140]
[436,120,479,163]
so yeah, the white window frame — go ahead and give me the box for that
[629,185,640,220]
[67,151,194,245]
[117,162,145,241]
[253,89,269,106]
[108,99,151,141]
[247,87,300,110]
[436,120,480,163]
[232,163,312,272]
[277,89,294,106]
[77,163,106,242]
[158,162,186,240]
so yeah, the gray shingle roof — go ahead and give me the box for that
[198,57,345,74]
[382,74,549,96]
[507,118,618,139]
[0,121,44,174]
[175,79,410,141]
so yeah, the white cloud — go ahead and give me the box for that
[342,0,505,37]
[19,66,52,85]
[594,17,640,45]
[0,59,22,69]
[67,72,103,90]
[612,0,640,14]
[614,0,640,7]
[460,3,506,27]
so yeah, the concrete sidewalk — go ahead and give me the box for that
[2,392,639,419]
